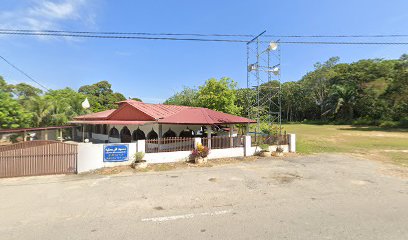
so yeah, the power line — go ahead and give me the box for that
[1,29,408,38]
[0,31,247,43]
[1,31,408,45]
[0,54,49,91]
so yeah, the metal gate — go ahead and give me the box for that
[0,141,77,178]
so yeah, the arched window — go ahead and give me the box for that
[163,129,176,138]
[179,128,195,138]
[120,126,132,143]
[132,128,146,141]
[147,129,158,139]
[109,127,119,138]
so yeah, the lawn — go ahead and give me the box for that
[282,124,408,167]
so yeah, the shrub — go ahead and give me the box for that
[133,152,145,162]
[379,120,399,128]
[259,144,269,152]
[352,118,375,126]
[191,143,210,158]
[399,117,408,128]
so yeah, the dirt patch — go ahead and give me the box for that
[271,173,302,184]
[91,165,131,175]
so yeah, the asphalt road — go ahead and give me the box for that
[1,154,407,240]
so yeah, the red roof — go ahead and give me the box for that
[74,109,115,120]
[71,100,255,125]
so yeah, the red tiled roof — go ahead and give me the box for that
[158,108,255,125]
[74,109,115,120]
[72,100,255,125]
[125,100,190,119]
[69,120,149,125]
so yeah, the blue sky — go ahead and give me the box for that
[0,0,407,103]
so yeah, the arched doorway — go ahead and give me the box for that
[132,128,146,141]
[179,128,195,138]
[109,127,119,138]
[120,126,132,143]
[163,129,176,138]
[147,129,158,139]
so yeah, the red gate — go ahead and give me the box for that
[0,141,77,178]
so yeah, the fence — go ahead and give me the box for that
[145,137,195,153]
[202,135,244,149]
[251,134,289,146]
[0,140,77,178]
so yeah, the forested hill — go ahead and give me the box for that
[0,54,407,129]
[165,54,408,128]
[280,54,407,125]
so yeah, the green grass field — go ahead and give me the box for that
[282,124,408,167]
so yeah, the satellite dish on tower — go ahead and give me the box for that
[267,67,280,75]
[268,41,278,51]
[82,98,90,109]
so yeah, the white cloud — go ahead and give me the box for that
[0,0,97,39]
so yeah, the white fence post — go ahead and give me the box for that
[194,137,201,148]
[244,135,252,156]
[288,134,296,153]
[137,139,146,153]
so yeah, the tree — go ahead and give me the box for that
[44,88,89,126]
[0,90,31,129]
[164,87,198,106]
[301,57,339,119]
[12,83,43,99]
[328,84,357,120]
[196,77,241,115]
[26,96,54,127]
[78,81,126,112]
[131,97,142,102]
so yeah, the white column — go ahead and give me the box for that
[206,125,212,149]
[137,139,146,153]
[229,124,233,147]
[244,135,252,156]
[194,137,202,148]
[288,134,296,153]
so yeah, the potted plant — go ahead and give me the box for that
[190,143,210,164]
[132,152,147,169]
[273,146,284,157]
[259,144,271,157]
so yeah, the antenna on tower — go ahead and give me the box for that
[246,31,282,140]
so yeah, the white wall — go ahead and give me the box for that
[144,151,191,164]
[208,147,245,159]
[76,135,295,173]
[77,142,138,173]
[77,143,104,173]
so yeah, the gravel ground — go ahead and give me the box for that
[0,153,407,240]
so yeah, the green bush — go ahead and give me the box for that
[379,121,400,128]
[133,152,145,162]
[259,144,269,152]
[352,118,375,126]
[399,117,408,128]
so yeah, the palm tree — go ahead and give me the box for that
[27,96,54,127]
[329,84,357,120]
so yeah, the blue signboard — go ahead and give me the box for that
[103,144,129,162]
